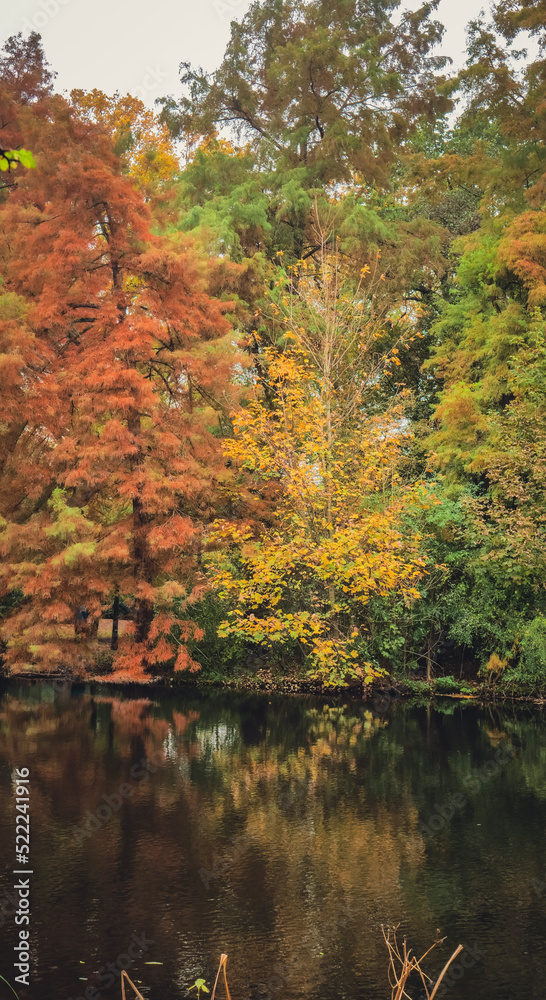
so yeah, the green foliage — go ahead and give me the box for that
[0,148,35,171]
[404,678,432,695]
[161,0,449,187]
[175,140,271,261]
[505,617,546,693]
[0,590,23,622]
[434,675,474,695]
[403,675,474,696]
[182,593,249,677]
[189,978,209,999]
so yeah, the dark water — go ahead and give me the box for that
[0,683,545,1000]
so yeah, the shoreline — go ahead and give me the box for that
[2,669,545,707]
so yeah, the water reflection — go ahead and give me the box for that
[0,683,545,1000]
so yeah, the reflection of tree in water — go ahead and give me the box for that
[0,687,545,1000]
[239,696,269,746]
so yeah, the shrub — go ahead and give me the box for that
[512,616,546,692]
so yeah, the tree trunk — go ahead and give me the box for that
[132,493,154,645]
[426,633,433,683]
[134,597,154,645]
[128,412,155,647]
[74,608,98,640]
[111,591,120,650]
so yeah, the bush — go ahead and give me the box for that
[433,674,459,693]
[434,674,474,695]
[510,616,546,692]
[184,592,251,679]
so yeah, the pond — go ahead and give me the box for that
[0,682,545,1000]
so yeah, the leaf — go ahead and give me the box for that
[17,149,36,169]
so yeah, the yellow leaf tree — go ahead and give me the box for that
[207,225,425,685]
[70,89,179,194]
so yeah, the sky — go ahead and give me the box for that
[1,0,490,108]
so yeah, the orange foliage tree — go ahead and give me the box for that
[0,34,238,678]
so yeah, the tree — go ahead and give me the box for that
[0,147,35,189]
[161,0,450,188]
[0,32,48,191]
[69,89,179,195]
[0,34,239,678]
[162,0,453,296]
[465,315,546,588]
[459,2,546,160]
[162,0,456,397]
[205,237,425,685]
[176,136,271,262]
[0,30,56,104]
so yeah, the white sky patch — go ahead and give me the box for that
[1,0,512,109]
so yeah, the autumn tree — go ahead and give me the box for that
[0,33,238,678]
[0,29,56,104]
[160,0,459,430]
[160,0,454,321]
[69,88,179,196]
[385,0,546,680]
[417,0,545,477]
[0,31,48,192]
[465,314,546,588]
[205,233,425,684]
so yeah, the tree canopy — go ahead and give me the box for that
[1,3,546,691]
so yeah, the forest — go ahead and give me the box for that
[0,0,545,695]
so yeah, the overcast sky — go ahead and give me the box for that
[1,0,491,108]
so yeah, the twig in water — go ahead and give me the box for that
[383,925,463,1000]
[121,970,146,1000]
[211,953,231,1000]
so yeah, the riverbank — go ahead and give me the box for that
[3,664,546,706]
[184,670,546,706]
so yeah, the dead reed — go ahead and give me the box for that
[383,925,463,1000]
[119,933,463,1000]
[120,952,231,1000]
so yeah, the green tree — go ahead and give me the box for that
[161,0,452,288]
[161,0,449,187]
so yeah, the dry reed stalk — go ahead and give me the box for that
[120,936,460,1000]
[210,953,231,1000]
[383,925,463,1000]
[119,953,232,1000]
[121,969,146,1000]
